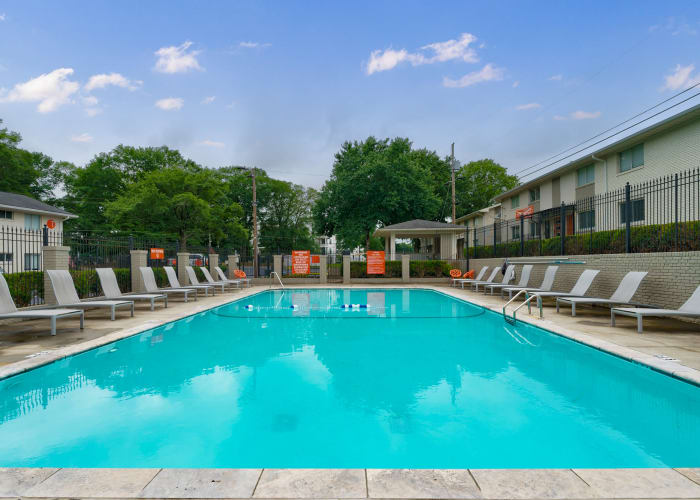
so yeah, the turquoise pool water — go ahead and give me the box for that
[1,288,698,468]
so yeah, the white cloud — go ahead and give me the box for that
[553,115,567,121]
[512,80,520,88]
[366,33,478,75]
[81,95,99,106]
[154,41,203,73]
[225,101,236,109]
[85,107,102,117]
[85,72,142,91]
[0,68,79,112]
[239,41,271,49]
[549,74,563,81]
[661,64,700,91]
[442,63,505,88]
[71,133,93,143]
[155,97,184,110]
[0,13,5,21]
[571,110,601,120]
[516,102,541,110]
[201,95,216,104]
[200,139,225,147]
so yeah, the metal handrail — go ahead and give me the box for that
[270,271,285,288]
[502,289,541,323]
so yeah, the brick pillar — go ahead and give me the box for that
[319,255,327,284]
[43,246,70,305]
[343,255,351,284]
[130,250,148,292]
[177,252,190,285]
[273,255,282,277]
[227,255,239,279]
[209,253,219,275]
[402,254,410,283]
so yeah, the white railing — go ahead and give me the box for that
[269,271,284,288]
[502,289,542,323]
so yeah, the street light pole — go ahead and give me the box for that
[251,168,259,278]
[451,142,456,223]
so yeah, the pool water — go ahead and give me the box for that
[1,288,698,468]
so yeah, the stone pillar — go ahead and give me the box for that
[227,255,239,279]
[176,252,190,285]
[130,250,148,292]
[43,246,70,305]
[209,253,219,274]
[273,255,282,277]
[343,255,351,284]
[401,254,410,283]
[319,255,327,284]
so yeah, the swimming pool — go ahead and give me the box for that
[1,288,698,468]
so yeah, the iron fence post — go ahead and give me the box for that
[674,173,679,251]
[42,225,48,246]
[560,202,566,256]
[625,182,631,253]
[519,216,524,256]
[465,228,469,270]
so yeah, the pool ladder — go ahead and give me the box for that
[502,289,542,324]
[269,271,285,289]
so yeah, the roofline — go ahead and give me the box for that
[374,227,466,237]
[495,102,700,201]
[0,203,76,219]
[454,203,502,223]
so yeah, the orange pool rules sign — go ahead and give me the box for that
[366,251,385,275]
[292,250,310,274]
[150,248,165,259]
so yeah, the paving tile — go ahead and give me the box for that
[253,469,366,498]
[367,469,481,498]
[140,468,262,498]
[0,467,58,496]
[676,468,700,486]
[573,468,700,498]
[23,467,160,498]
[470,468,595,499]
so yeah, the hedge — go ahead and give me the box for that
[3,271,44,308]
[409,260,451,278]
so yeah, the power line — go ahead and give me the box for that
[512,91,700,181]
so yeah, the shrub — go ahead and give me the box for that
[4,271,44,308]
[409,260,450,278]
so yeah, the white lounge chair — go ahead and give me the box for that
[471,264,515,295]
[47,270,134,321]
[611,285,700,333]
[528,269,601,310]
[96,268,167,311]
[486,265,533,295]
[186,266,225,294]
[164,266,214,296]
[200,267,241,291]
[0,273,84,335]
[453,266,489,288]
[557,271,648,316]
[502,265,559,299]
[140,267,196,302]
[216,266,250,287]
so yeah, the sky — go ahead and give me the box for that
[1,0,699,188]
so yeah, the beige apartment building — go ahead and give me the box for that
[458,102,700,247]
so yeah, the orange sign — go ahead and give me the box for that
[515,205,535,219]
[366,250,385,275]
[292,250,310,274]
[150,248,165,259]
[46,219,56,229]
[311,255,320,264]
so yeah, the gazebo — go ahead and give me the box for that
[373,219,467,260]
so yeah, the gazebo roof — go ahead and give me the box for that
[374,219,465,237]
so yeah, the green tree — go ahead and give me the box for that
[454,159,518,218]
[313,137,443,250]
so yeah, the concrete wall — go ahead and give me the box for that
[467,251,700,310]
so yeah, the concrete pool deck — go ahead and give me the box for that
[1,284,699,499]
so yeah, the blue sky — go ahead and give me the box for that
[1,1,699,187]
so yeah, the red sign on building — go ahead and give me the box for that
[515,205,535,219]
[366,251,385,275]
[150,248,165,259]
[292,250,310,274]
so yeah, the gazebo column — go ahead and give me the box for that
[390,233,396,260]
[384,236,390,260]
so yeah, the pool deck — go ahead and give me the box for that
[1,284,699,499]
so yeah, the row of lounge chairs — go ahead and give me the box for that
[0,265,249,336]
[453,264,700,333]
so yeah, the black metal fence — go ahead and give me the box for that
[467,168,700,258]
[0,227,45,307]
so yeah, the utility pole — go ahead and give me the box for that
[251,168,259,278]
[451,142,456,223]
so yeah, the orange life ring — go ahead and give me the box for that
[449,269,462,278]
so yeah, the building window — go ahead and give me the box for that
[0,253,12,261]
[25,214,41,230]
[0,210,12,220]
[619,144,644,172]
[529,186,540,202]
[529,221,540,237]
[620,199,645,223]
[24,253,40,271]
[577,164,595,187]
[578,210,595,230]
[510,194,520,209]
[511,225,520,240]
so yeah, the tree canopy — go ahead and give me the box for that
[454,159,518,218]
